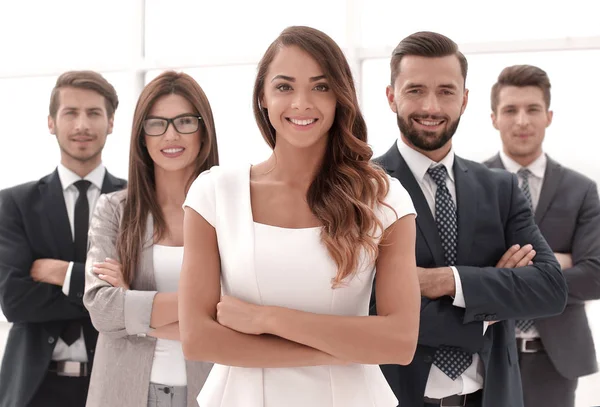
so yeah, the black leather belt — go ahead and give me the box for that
[516,337,544,353]
[424,390,482,406]
[48,361,89,377]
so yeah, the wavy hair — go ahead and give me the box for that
[252,26,393,286]
[118,71,219,284]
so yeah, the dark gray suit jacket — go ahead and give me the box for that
[0,169,126,407]
[371,143,568,407]
[485,153,600,379]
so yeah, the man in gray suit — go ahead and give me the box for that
[484,64,600,407]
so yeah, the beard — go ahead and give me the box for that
[397,113,460,151]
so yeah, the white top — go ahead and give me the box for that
[183,164,416,407]
[397,138,485,398]
[499,151,547,339]
[149,244,187,386]
[52,162,105,363]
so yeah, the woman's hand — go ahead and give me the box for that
[217,295,267,335]
[93,258,129,289]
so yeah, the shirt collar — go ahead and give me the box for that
[57,163,105,191]
[499,151,546,179]
[396,138,455,183]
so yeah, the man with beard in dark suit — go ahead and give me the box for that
[0,71,126,407]
[371,32,568,407]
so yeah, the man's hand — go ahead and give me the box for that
[30,259,69,286]
[496,244,536,268]
[418,267,455,299]
[554,253,572,270]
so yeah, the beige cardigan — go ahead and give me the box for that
[83,190,212,407]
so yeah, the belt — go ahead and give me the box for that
[48,361,89,377]
[516,337,544,353]
[424,390,482,406]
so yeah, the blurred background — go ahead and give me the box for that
[0,1,599,405]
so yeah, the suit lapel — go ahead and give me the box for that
[454,157,478,266]
[535,156,563,224]
[383,144,445,266]
[39,170,74,260]
[485,153,504,170]
[101,170,127,194]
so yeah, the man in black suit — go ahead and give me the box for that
[484,64,600,407]
[0,71,126,407]
[371,32,568,407]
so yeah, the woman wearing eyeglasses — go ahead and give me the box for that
[82,71,218,407]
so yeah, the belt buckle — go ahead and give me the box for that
[440,395,466,407]
[56,361,87,377]
[519,338,537,354]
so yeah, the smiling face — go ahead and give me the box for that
[387,54,468,156]
[48,86,113,170]
[492,85,552,163]
[260,45,337,151]
[143,93,202,175]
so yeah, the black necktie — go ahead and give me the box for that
[515,169,535,332]
[73,180,92,263]
[60,180,92,346]
[427,165,473,380]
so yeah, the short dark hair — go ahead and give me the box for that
[49,70,119,118]
[491,64,551,113]
[390,31,468,86]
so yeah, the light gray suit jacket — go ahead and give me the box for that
[83,190,212,407]
[484,154,600,379]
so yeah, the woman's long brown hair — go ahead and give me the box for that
[252,26,392,287]
[118,71,219,284]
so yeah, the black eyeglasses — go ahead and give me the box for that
[143,114,202,136]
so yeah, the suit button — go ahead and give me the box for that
[163,387,171,394]
[90,349,95,353]
[424,355,433,363]
[474,314,484,321]
[48,337,55,344]
[77,292,83,298]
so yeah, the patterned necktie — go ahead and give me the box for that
[427,165,473,380]
[60,180,92,346]
[515,168,535,332]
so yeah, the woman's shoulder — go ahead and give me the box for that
[376,174,416,229]
[190,164,251,187]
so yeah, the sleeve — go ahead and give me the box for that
[62,262,74,296]
[379,176,417,230]
[0,189,88,323]
[563,181,600,303]
[83,192,157,339]
[458,174,567,323]
[183,167,217,227]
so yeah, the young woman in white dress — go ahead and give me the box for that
[179,26,420,407]
[84,71,217,407]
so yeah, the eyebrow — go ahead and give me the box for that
[61,106,104,112]
[501,103,544,110]
[270,74,327,83]
[404,82,458,90]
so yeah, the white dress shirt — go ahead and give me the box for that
[396,139,485,398]
[52,163,106,362]
[499,151,547,339]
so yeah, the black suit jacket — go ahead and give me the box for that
[371,144,567,407]
[0,169,126,407]
[485,153,600,379]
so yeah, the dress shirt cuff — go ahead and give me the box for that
[483,322,489,334]
[62,262,74,296]
[451,266,466,308]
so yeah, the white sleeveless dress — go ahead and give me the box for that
[183,164,416,407]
